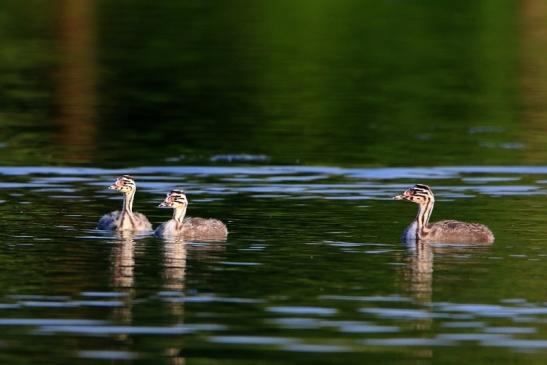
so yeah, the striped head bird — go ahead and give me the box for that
[155,189,228,241]
[97,175,152,233]
[393,184,494,244]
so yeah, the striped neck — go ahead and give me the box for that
[415,198,434,240]
[122,189,135,215]
[173,205,187,223]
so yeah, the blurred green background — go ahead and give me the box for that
[1,0,546,167]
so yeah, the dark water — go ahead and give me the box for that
[1,1,547,364]
[0,166,546,364]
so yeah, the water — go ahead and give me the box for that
[2,0,547,364]
[0,166,545,364]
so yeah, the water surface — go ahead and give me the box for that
[1,0,547,364]
[0,166,546,364]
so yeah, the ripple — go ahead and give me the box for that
[481,339,547,349]
[266,306,338,316]
[0,165,545,181]
[334,322,400,334]
[268,317,401,334]
[219,261,262,266]
[282,343,351,352]
[441,321,485,328]
[8,295,70,301]
[168,294,264,304]
[208,335,297,345]
[363,338,452,347]
[359,308,432,320]
[437,333,510,342]
[462,177,520,183]
[78,350,138,360]
[73,300,125,307]
[267,318,322,329]
[474,185,542,196]
[500,298,528,305]
[210,154,270,163]
[484,327,537,334]
[434,303,547,318]
[80,292,128,298]
[20,301,80,308]
[0,303,19,309]
[38,323,224,335]
[325,241,366,248]
[0,319,105,326]
[319,295,411,303]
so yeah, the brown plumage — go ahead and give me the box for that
[394,184,494,244]
[420,220,494,244]
[155,190,228,241]
[97,175,153,233]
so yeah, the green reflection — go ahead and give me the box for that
[1,0,544,166]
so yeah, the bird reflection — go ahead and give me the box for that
[162,239,188,292]
[162,239,188,365]
[403,242,433,305]
[401,242,493,304]
[400,240,493,345]
[111,232,136,289]
[110,231,137,330]
[109,232,225,364]
[160,238,226,365]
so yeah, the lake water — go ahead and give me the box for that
[0,166,546,364]
[1,1,547,364]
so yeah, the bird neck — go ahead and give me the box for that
[122,190,135,215]
[415,199,434,239]
[173,205,187,223]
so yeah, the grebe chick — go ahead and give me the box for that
[155,189,228,241]
[97,175,153,232]
[393,184,494,244]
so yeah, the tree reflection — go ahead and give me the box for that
[56,0,97,162]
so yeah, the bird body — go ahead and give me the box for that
[155,217,228,241]
[155,190,228,241]
[97,175,152,233]
[98,210,152,232]
[402,219,494,244]
[394,184,494,244]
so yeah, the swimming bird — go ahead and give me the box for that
[393,184,494,244]
[155,189,228,241]
[97,175,153,232]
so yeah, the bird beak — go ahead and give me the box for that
[393,189,411,200]
[109,179,123,190]
[158,201,169,208]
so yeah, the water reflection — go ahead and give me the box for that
[0,166,545,363]
[399,240,494,354]
[520,0,547,162]
[110,232,136,336]
[403,242,433,305]
[111,232,135,290]
[109,233,189,364]
[162,239,187,365]
[56,0,97,162]
[401,242,493,306]
[162,239,187,293]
